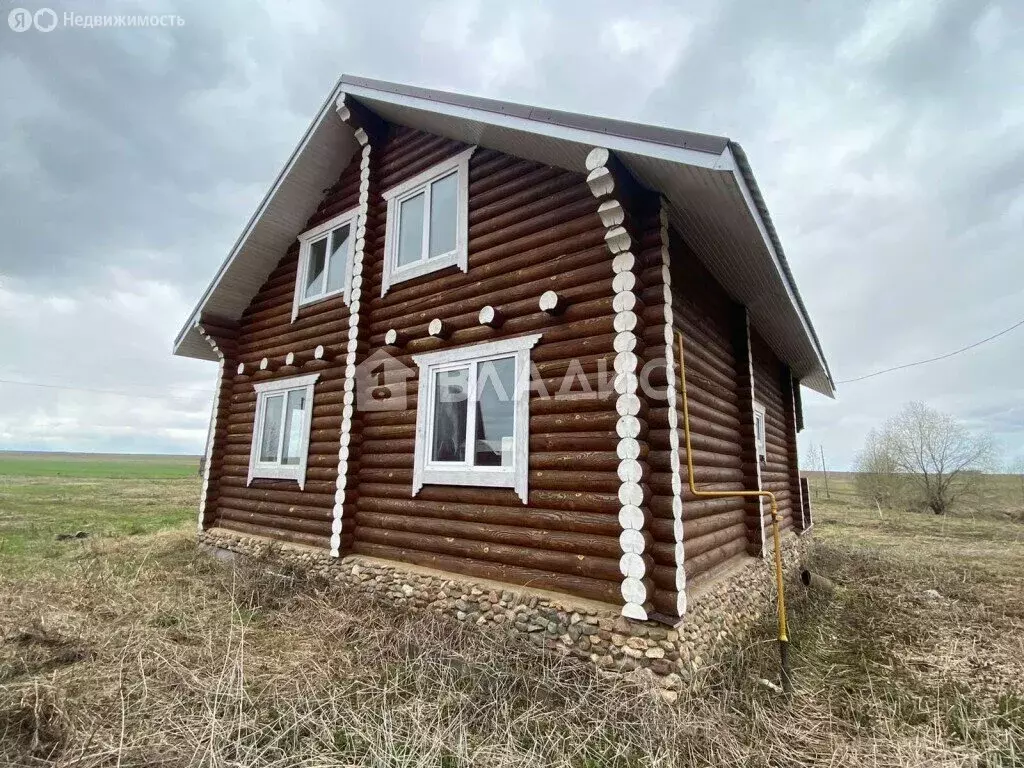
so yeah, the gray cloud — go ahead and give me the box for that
[0,0,1021,468]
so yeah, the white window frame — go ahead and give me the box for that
[380,145,475,297]
[247,372,320,489]
[753,401,767,462]
[412,333,541,504]
[291,206,360,321]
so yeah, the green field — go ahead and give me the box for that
[0,452,200,571]
[0,451,199,479]
[1,453,1022,765]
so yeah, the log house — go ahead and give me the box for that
[175,76,833,625]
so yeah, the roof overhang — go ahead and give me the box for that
[173,83,357,360]
[174,75,835,397]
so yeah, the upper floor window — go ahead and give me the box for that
[247,373,320,488]
[411,334,541,504]
[292,207,359,321]
[753,401,767,462]
[381,146,475,296]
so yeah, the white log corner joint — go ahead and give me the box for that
[586,146,651,621]
[657,200,688,617]
[195,323,225,532]
[331,93,372,557]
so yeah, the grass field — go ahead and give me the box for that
[0,452,199,572]
[0,452,200,479]
[1,453,1022,766]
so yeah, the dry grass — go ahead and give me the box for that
[1,479,1023,765]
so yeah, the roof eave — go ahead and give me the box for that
[173,75,835,399]
[172,76,351,360]
[723,142,836,398]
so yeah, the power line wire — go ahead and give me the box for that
[838,317,1024,384]
[0,378,213,401]
[0,366,208,395]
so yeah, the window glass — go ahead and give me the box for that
[259,394,285,462]
[474,357,515,466]
[397,192,425,267]
[304,238,327,299]
[431,368,468,462]
[428,173,458,258]
[325,225,350,294]
[280,389,307,466]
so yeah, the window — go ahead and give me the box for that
[247,373,320,488]
[381,146,475,296]
[753,402,767,462]
[412,333,541,503]
[292,207,359,321]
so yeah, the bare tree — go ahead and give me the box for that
[874,402,998,514]
[854,428,908,508]
[801,440,820,473]
[800,439,826,499]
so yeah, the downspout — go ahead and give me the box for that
[675,330,792,693]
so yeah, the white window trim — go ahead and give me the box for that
[380,145,475,297]
[291,206,360,321]
[412,333,541,504]
[247,372,320,489]
[753,401,767,462]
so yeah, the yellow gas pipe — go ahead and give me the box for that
[675,330,792,693]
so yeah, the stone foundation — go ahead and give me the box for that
[198,528,807,700]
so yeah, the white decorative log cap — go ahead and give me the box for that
[612,291,639,313]
[620,577,649,605]
[621,600,648,621]
[259,357,269,371]
[384,328,403,347]
[539,290,567,315]
[605,226,631,254]
[612,270,637,294]
[236,363,245,375]
[314,345,326,360]
[613,311,639,333]
[586,167,614,198]
[585,146,610,171]
[612,251,635,274]
[428,318,449,339]
[334,92,350,120]
[597,199,624,228]
[478,305,504,328]
[285,352,296,366]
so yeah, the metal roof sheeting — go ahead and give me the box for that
[175,75,834,396]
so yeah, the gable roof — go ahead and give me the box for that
[174,75,835,397]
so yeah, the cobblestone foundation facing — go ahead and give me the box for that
[198,528,807,701]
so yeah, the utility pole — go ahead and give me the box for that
[820,445,831,500]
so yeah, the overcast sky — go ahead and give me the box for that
[1,0,1021,469]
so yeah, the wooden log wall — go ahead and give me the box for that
[665,227,751,585]
[733,308,766,556]
[200,157,363,549]
[786,375,806,531]
[800,476,813,529]
[750,331,798,532]
[196,319,237,532]
[636,201,688,619]
[350,126,627,606]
